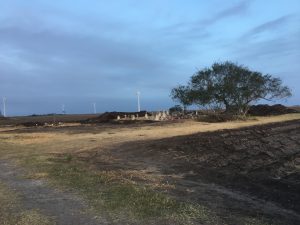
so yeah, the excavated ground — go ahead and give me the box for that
[84,119,300,224]
[1,117,299,224]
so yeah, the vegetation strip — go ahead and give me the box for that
[0,160,106,225]
[22,154,218,224]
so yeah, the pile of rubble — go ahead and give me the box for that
[83,110,174,123]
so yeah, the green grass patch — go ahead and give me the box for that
[19,153,218,224]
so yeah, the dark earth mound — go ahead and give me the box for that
[118,120,300,216]
[248,104,298,116]
[83,111,151,123]
[21,121,45,127]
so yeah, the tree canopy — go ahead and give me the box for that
[171,61,292,115]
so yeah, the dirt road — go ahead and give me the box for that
[0,160,107,225]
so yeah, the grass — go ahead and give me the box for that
[0,182,54,225]
[1,116,294,224]
[17,151,277,225]
[21,153,218,224]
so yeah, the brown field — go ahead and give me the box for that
[0,113,300,225]
[0,113,98,126]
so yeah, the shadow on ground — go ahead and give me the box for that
[76,119,300,225]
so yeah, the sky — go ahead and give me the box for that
[0,0,299,116]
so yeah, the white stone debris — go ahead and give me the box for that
[162,111,167,119]
[155,113,160,121]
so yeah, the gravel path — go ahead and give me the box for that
[0,160,107,225]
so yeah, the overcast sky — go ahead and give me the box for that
[0,0,299,115]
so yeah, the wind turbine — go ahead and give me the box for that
[93,103,97,114]
[136,91,141,112]
[62,104,66,114]
[2,97,6,117]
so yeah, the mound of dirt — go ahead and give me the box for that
[84,111,151,123]
[132,120,300,213]
[21,121,45,127]
[248,104,298,116]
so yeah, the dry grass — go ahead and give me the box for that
[1,114,298,224]
[2,113,300,149]
[14,151,218,225]
[0,183,54,225]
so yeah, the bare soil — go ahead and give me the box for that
[0,114,300,224]
[0,114,98,126]
[76,119,300,224]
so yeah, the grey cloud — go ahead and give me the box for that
[233,13,300,62]
[229,33,300,106]
[163,0,251,38]
[235,35,300,60]
[200,0,251,25]
[228,30,300,95]
[241,15,293,40]
[1,1,299,115]
[0,24,170,74]
[0,17,185,112]
[0,26,158,70]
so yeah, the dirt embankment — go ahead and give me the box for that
[115,120,300,214]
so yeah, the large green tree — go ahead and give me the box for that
[171,61,291,115]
